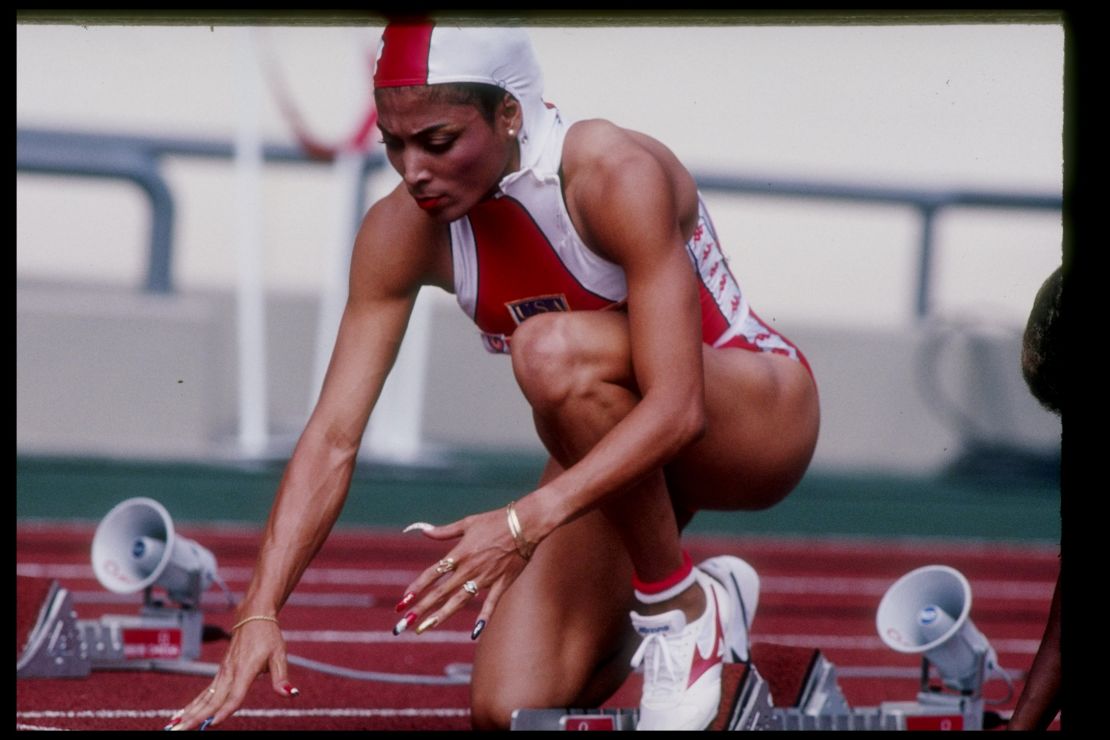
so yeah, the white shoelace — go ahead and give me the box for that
[630,628,697,703]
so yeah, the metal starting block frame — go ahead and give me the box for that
[510,709,639,732]
[510,643,989,731]
[17,579,206,679]
[17,581,89,678]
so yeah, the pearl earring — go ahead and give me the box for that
[508,128,516,137]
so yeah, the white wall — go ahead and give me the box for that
[16,20,1065,469]
[17,22,1064,329]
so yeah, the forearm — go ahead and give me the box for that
[235,428,360,618]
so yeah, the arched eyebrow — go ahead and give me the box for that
[377,121,454,141]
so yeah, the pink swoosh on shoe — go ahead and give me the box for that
[686,589,724,688]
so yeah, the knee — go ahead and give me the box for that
[511,313,588,411]
[469,692,518,731]
[471,677,569,731]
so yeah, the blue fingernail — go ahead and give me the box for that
[471,619,486,640]
[199,717,214,731]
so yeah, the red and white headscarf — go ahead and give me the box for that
[372,21,560,171]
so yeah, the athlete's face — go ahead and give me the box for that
[376,87,521,222]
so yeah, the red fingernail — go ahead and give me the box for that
[395,592,415,612]
[283,682,300,697]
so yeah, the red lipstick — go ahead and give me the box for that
[415,196,445,211]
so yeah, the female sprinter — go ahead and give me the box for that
[168,23,819,732]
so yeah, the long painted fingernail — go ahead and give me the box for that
[199,717,215,731]
[471,619,486,641]
[283,682,300,697]
[395,592,415,612]
[402,522,434,533]
[415,616,438,634]
[393,612,417,636]
[162,720,179,731]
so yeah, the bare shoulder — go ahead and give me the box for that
[563,119,665,183]
[562,119,698,250]
[349,184,452,303]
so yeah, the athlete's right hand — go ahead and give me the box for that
[163,618,298,731]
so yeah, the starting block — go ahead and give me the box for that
[17,577,207,679]
[17,579,90,678]
[510,641,986,731]
[510,709,639,732]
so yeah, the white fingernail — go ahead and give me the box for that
[394,613,416,635]
[402,522,434,533]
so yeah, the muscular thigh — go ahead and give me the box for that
[669,345,820,511]
[514,310,819,513]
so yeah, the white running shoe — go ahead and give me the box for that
[629,571,730,731]
[696,555,760,662]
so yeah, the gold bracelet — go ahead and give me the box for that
[506,501,535,561]
[231,615,280,632]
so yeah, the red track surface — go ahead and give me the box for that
[16,522,1059,731]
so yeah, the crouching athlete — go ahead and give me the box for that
[168,22,820,732]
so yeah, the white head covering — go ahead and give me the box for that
[372,21,560,171]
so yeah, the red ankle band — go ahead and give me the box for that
[632,551,695,603]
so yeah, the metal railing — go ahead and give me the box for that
[17,127,1062,317]
[693,173,1062,318]
[16,127,385,294]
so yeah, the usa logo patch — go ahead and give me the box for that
[505,294,570,325]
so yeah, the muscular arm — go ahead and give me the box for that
[525,121,707,537]
[171,187,447,731]
[235,188,438,619]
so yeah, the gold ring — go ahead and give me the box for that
[463,580,479,596]
[435,558,456,574]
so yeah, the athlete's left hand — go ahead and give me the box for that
[393,506,530,640]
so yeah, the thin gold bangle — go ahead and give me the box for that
[506,501,534,561]
[231,615,280,632]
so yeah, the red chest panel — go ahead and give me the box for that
[467,196,620,338]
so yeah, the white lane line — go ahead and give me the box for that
[276,629,1042,655]
[16,708,469,719]
[17,564,93,579]
[756,634,1042,654]
[16,564,1055,600]
[283,630,475,643]
[16,564,414,586]
[66,591,376,608]
[760,576,1053,600]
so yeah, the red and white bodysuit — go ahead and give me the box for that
[449,110,811,375]
[370,22,807,373]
